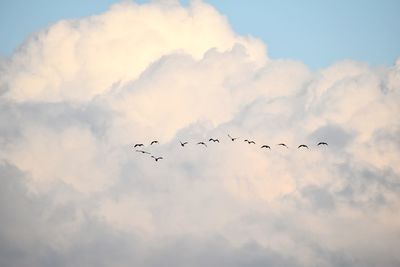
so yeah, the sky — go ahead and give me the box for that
[0,1,400,267]
[0,0,400,69]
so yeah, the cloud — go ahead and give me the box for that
[0,1,399,266]
[0,0,265,102]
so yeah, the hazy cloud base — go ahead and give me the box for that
[0,1,399,266]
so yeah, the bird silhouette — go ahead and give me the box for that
[151,156,163,161]
[135,150,150,154]
[228,134,238,141]
[150,140,159,145]
[134,143,144,148]
[261,145,271,149]
[180,141,188,147]
[209,138,220,143]
[298,144,309,149]
[277,143,288,148]
[197,142,207,147]
[317,142,328,146]
[244,140,256,144]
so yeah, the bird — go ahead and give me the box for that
[151,156,163,162]
[277,143,288,148]
[133,143,144,148]
[317,142,328,146]
[228,134,238,141]
[244,140,256,144]
[135,150,150,154]
[197,142,207,147]
[179,141,188,147]
[150,140,159,145]
[298,144,309,149]
[261,145,271,149]
[209,138,220,143]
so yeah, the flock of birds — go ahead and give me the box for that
[134,134,328,162]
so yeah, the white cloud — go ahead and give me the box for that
[1,0,266,102]
[0,1,399,267]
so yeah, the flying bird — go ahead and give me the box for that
[135,150,150,154]
[209,138,220,143]
[244,139,256,144]
[298,144,309,149]
[228,134,238,141]
[277,143,288,148]
[179,141,188,147]
[317,142,328,146]
[151,156,163,162]
[261,145,271,149]
[150,140,159,145]
[133,143,144,148]
[197,142,207,147]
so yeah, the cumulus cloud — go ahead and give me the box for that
[0,1,399,266]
